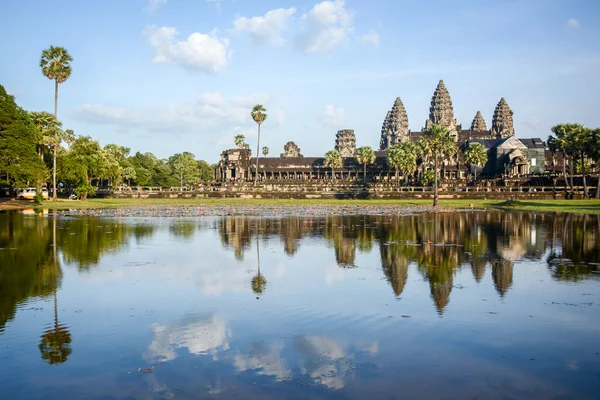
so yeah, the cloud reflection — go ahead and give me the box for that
[146,314,231,362]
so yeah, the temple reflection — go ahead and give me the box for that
[1,210,598,337]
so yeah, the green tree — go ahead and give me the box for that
[0,85,47,194]
[40,46,73,200]
[29,111,63,161]
[251,105,267,183]
[234,134,246,148]
[169,152,200,188]
[324,149,343,180]
[591,128,600,199]
[549,124,577,190]
[463,142,488,182]
[59,136,103,199]
[196,160,212,182]
[355,146,376,183]
[565,125,592,198]
[418,124,457,207]
[388,142,417,185]
[262,146,269,157]
[122,166,136,186]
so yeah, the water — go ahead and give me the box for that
[0,210,599,399]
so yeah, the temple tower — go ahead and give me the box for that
[380,97,410,150]
[280,141,303,158]
[470,111,487,131]
[491,98,514,138]
[425,80,458,138]
[335,129,356,157]
[379,97,410,150]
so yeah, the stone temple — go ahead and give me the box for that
[216,80,546,182]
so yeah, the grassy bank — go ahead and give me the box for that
[2,198,600,214]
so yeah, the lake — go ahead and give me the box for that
[1,210,599,399]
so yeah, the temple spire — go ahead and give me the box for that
[425,80,457,138]
[491,97,514,139]
[380,97,409,150]
[470,111,487,131]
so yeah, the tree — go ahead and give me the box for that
[262,146,269,157]
[418,124,457,207]
[324,149,343,180]
[463,142,488,182]
[30,111,63,160]
[169,153,200,188]
[388,142,417,185]
[196,160,212,182]
[566,125,592,198]
[591,128,600,199]
[549,124,578,190]
[234,134,246,148]
[355,146,376,183]
[59,136,103,199]
[0,85,47,195]
[251,105,267,184]
[122,167,136,186]
[40,46,73,200]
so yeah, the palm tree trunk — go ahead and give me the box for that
[474,165,478,183]
[434,152,439,208]
[569,156,574,190]
[363,163,367,184]
[52,79,59,200]
[582,154,588,198]
[255,124,261,185]
[596,168,600,199]
[562,154,568,190]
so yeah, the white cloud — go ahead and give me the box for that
[145,0,167,13]
[296,0,354,54]
[275,110,286,126]
[72,92,270,146]
[144,25,231,73]
[361,32,380,46]
[322,105,346,127]
[567,18,580,28]
[231,8,296,46]
[234,341,292,381]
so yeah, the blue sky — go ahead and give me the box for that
[1,0,599,162]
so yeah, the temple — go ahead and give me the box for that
[217,80,548,184]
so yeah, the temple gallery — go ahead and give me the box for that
[217,80,554,183]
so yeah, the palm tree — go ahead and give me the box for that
[355,146,376,184]
[251,105,267,184]
[397,142,417,185]
[30,111,63,160]
[463,142,488,183]
[234,134,246,148]
[418,124,457,207]
[251,234,267,298]
[324,149,343,180]
[591,128,600,199]
[40,46,73,200]
[387,144,402,184]
[566,125,592,198]
[262,146,269,157]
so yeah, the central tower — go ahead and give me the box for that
[424,80,458,138]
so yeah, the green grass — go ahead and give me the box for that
[10,197,598,214]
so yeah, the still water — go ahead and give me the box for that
[1,210,599,399]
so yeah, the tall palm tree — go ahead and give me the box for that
[40,46,73,200]
[262,146,269,157]
[463,142,488,183]
[418,124,457,207]
[251,105,267,184]
[324,149,343,180]
[355,146,376,184]
[397,142,417,185]
[234,134,246,148]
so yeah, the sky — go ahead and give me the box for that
[1,0,599,163]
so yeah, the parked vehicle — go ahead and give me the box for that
[16,188,49,200]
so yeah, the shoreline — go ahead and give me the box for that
[1,198,599,215]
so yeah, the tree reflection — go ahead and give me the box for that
[252,233,267,298]
[39,290,72,365]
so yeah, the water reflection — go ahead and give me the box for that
[0,210,599,399]
[1,211,599,332]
